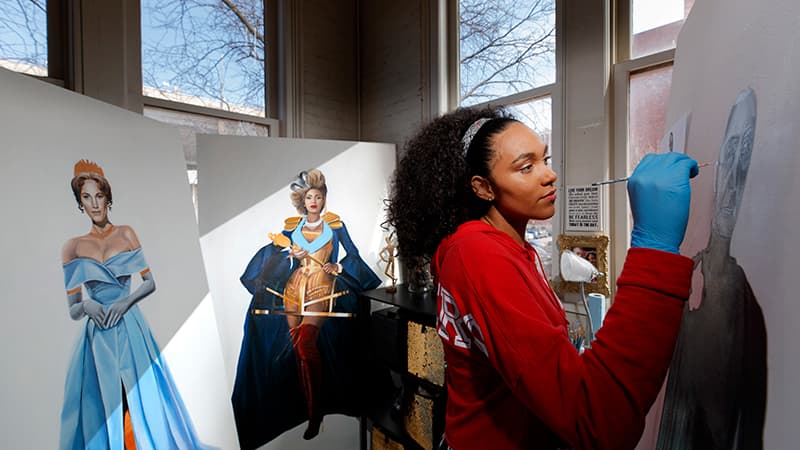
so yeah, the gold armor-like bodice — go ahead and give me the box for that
[283,228,337,312]
[257,213,352,317]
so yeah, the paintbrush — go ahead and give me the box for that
[591,162,710,186]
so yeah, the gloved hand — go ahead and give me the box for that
[104,298,132,328]
[82,298,107,328]
[628,152,699,254]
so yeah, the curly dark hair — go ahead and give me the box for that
[387,106,518,259]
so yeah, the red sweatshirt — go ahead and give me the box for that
[432,221,693,450]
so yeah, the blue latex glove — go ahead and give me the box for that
[628,153,699,254]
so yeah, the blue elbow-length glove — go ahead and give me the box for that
[628,152,699,254]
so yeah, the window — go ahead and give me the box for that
[456,0,559,277]
[611,0,695,283]
[141,0,276,203]
[628,64,673,173]
[506,95,552,142]
[630,0,694,58]
[459,0,556,106]
[141,0,267,116]
[0,0,48,76]
[626,63,673,230]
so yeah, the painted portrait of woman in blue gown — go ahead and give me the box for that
[233,169,381,448]
[60,160,208,450]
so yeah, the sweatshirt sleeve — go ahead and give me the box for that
[447,245,693,450]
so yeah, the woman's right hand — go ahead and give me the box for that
[628,152,699,254]
[82,298,107,327]
[289,245,308,260]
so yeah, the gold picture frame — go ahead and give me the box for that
[557,234,610,297]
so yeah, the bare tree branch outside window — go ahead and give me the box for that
[460,0,555,106]
[0,0,48,75]
[507,95,552,140]
[459,0,559,268]
[141,0,266,116]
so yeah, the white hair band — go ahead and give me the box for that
[461,117,493,156]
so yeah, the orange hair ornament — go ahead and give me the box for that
[73,159,105,178]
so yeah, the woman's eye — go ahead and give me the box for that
[544,155,552,166]
[521,164,533,173]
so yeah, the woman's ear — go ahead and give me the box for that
[470,175,495,202]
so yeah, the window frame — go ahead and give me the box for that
[142,97,279,136]
[611,0,679,283]
[0,0,70,87]
[140,0,279,129]
[450,0,560,111]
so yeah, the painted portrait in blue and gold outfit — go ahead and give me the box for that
[60,160,207,450]
[233,169,380,448]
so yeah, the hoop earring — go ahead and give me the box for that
[78,205,84,213]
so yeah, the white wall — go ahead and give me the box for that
[0,68,236,449]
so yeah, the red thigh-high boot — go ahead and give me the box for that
[290,323,323,440]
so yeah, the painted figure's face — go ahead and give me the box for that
[713,91,755,239]
[488,122,557,221]
[80,179,109,224]
[304,188,325,215]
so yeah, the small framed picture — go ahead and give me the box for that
[557,234,610,297]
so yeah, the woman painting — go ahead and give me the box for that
[388,107,699,450]
[60,160,205,450]
[234,169,380,448]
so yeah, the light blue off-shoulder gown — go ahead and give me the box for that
[60,248,207,450]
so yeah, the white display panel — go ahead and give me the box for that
[198,135,395,380]
[197,135,395,449]
[637,1,800,449]
[0,68,235,449]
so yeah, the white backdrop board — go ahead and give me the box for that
[636,1,800,449]
[197,135,395,379]
[0,68,236,449]
[197,135,395,449]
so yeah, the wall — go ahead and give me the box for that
[561,1,610,192]
[553,1,612,299]
[299,0,360,140]
[76,0,144,112]
[359,0,429,151]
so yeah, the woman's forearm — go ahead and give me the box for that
[67,294,86,320]
[123,275,156,308]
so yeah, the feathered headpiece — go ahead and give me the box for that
[290,171,310,192]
